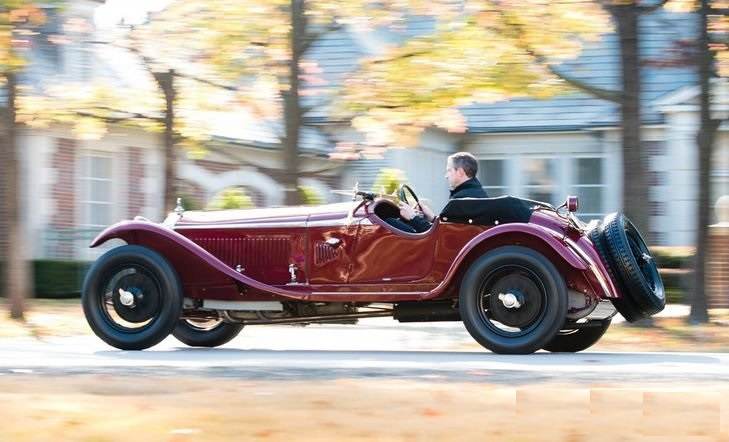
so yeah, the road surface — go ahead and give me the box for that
[1,317,727,383]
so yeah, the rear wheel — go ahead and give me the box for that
[543,320,611,353]
[459,246,568,355]
[173,318,244,347]
[82,245,183,350]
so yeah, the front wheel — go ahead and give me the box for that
[173,318,244,347]
[82,245,183,350]
[459,246,568,355]
[542,320,611,353]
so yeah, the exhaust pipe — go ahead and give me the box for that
[394,301,461,323]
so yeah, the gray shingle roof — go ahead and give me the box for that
[461,10,698,133]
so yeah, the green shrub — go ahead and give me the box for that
[33,260,91,298]
[298,185,324,205]
[650,246,694,269]
[207,188,254,210]
[372,168,407,196]
[0,260,90,299]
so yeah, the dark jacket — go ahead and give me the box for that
[410,177,488,232]
[450,177,488,199]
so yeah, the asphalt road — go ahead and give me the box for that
[2,317,728,383]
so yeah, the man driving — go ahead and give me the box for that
[398,152,488,233]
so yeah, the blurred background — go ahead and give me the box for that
[0,0,726,322]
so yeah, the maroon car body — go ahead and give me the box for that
[83,193,664,354]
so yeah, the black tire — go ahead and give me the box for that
[173,319,244,347]
[589,227,644,323]
[82,245,183,350]
[543,320,611,353]
[599,213,665,321]
[459,246,568,355]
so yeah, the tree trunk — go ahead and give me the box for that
[690,0,719,323]
[282,0,305,206]
[613,6,650,237]
[3,72,31,320]
[153,70,177,216]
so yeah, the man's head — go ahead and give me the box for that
[445,152,478,190]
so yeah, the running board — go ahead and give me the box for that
[199,300,284,311]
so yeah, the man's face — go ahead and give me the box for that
[445,160,467,190]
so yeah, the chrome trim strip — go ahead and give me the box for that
[176,218,360,230]
[176,222,308,229]
[311,291,426,296]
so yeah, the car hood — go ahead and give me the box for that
[174,202,354,227]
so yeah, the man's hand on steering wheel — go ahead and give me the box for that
[398,201,417,220]
[398,184,435,221]
[420,203,435,222]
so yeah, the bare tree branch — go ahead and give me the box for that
[518,45,623,102]
[547,65,623,102]
[637,0,669,14]
[370,49,432,65]
[172,71,238,91]
[75,110,161,123]
[495,7,623,103]
[300,103,317,115]
[300,22,343,53]
[89,39,239,92]
[87,105,163,120]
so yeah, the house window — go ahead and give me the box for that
[571,157,605,220]
[478,159,507,197]
[522,158,557,205]
[80,153,113,228]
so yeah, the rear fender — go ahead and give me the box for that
[427,223,593,300]
[91,221,313,300]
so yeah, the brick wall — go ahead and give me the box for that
[127,147,146,218]
[50,138,76,259]
[707,227,729,308]
[194,159,239,174]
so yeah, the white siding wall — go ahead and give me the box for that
[18,129,55,259]
[388,129,458,211]
[663,111,700,245]
[464,131,620,221]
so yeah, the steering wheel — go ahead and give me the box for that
[398,184,423,213]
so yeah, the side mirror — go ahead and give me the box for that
[566,196,579,213]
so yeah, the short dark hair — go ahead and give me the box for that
[448,152,478,178]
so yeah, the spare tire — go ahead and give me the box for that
[588,227,644,322]
[591,213,665,321]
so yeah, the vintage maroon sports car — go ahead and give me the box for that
[82,186,664,354]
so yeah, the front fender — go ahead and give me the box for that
[426,223,589,299]
[91,221,315,300]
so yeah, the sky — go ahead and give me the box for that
[93,0,174,29]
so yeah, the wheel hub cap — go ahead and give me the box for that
[110,271,160,323]
[118,288,136,307]
[498,292,523,309]
[485,272,544,329]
